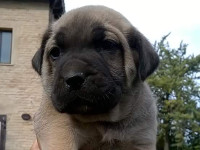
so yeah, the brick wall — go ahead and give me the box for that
[0,1,49,149]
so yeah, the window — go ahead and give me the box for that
[0,115,6,150]
[0,30,12,64]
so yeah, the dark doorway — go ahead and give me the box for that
[0,115,6,150]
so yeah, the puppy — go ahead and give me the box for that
[32,5,159,150]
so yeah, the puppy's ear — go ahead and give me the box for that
[32,48,43,75]
[49,0,65,22]
[32,28,51,75]
[128,28,159,81]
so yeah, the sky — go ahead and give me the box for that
[64,0,200,56]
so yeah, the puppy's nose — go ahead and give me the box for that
[65,72,85,90]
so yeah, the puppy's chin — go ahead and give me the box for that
[51,87,122,115]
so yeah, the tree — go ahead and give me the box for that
[148,34,200,150]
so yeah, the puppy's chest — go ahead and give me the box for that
[79,139,121,150]
[79,126,126,150]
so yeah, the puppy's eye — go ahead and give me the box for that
[49,47,61,60]
[101,40,119,50]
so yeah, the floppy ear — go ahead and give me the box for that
[128,28,159,81]
[33,0,65,75]
[32,28,51,75]
[32,48,43,75]
[49,0,65,22]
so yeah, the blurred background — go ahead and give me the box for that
[0,0,199,150]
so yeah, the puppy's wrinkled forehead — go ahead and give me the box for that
[51,6,131,47]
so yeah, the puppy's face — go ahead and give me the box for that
[32,6,159,115]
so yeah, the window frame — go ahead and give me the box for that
[0,28,13,65]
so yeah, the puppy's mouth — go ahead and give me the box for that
[51,85,122,114]
[63,97,98,114]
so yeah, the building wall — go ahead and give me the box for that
[0,1,49,149]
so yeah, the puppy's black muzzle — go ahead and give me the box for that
[51,51,122,114]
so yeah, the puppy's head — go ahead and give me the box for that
[32,6,159,114]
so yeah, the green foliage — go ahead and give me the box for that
[148,34,200,150]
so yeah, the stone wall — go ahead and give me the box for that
[0,1,49,149]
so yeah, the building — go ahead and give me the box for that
[0,0,49,149]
